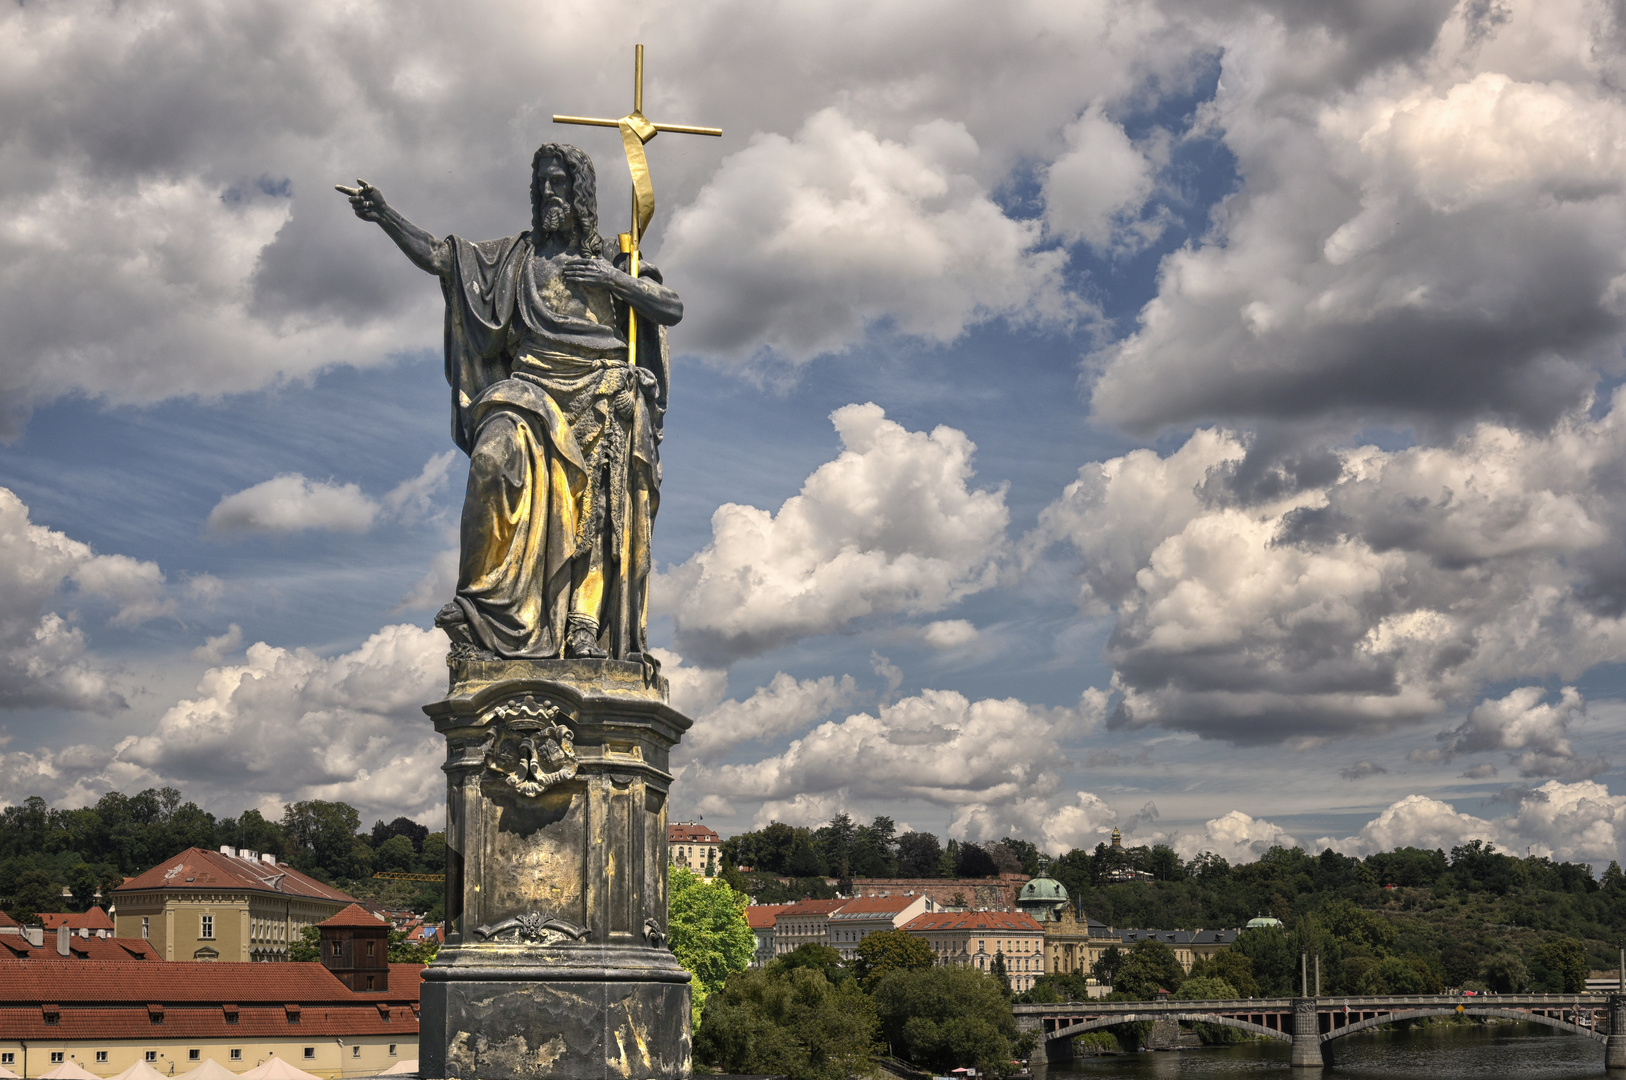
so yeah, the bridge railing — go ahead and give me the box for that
[1015,993,1602,1016]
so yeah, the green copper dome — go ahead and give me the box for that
[1019,878,1069,902]
[1245,915,1284,929]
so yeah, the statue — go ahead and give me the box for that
[338,145,682,661]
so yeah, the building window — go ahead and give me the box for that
[231,1051,241,1062]
[331,940,342,957]
[0,1055,12,1067]
[146,1053,157,1063]
[366,975,377,990]
[366,940,375,958]
[200,914,214,939]
[352,1047,361,1059]
[51,1054,64,1065]
[304,1049,316,1060]
[388,1045,397,1057]
[189,1051,200,1061]
[97,1054,108,1064]
[141,916,150,939]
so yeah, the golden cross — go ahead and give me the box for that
[555,45,721,366]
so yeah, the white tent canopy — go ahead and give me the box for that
[174,1061,240,1080]
[376,1061,418,1076]
[0,1064,19,1079]
[237,1059,321,1080]
[39,1064,100,1080]
[107,1061,170,1080]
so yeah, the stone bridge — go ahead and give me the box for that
[1013,993,1626,1068]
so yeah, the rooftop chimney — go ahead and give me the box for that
[260,853,278,865]
[220,845,234,855]
[57,925,69,957]
[239,849,258,861]
[24,927,43,947]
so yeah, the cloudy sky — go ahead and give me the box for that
[7,0,1626,870]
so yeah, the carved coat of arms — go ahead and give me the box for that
[481,695,578,797]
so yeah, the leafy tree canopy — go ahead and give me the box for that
[853,928,935,989]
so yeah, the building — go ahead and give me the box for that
[38,908,116,939]
[1118,928,1238,973]
[826,895,931,962]
[667,822,721,875]
[316,905,391,992]
[0,959,421,1079]
[743,905,790,969]
[771,899,846,956]
[902,910,1046,994]
[111,847,357,962]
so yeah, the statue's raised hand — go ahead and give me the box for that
[335,179,388,223]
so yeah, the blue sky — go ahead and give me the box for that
[5,0,1626,868]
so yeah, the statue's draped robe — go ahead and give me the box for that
[442,232,666,659]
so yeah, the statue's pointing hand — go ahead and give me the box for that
[335,179,388,223]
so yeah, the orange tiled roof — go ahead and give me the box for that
[38,906,116,932]
[0,937,160,961]
[115,848,355,903]
[903,911,1044,932]
[667,823,720,843]
[0,911,19,928]
[319,904,388,929]
[744,904,791,929]
[0,959,423,1005]
[831,895,923,917]
[778,899,846,917]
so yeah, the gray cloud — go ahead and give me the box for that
[1093,0,1626,434]
[1340,760,1389,781]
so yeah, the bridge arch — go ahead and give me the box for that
[1047,1012,1292,1044]
[1323,1007,1604,1044]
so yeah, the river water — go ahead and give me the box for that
[1034,1023,1607,1079]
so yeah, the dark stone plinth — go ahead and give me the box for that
[420,658,693,1080]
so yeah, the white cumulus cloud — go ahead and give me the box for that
[661,403,1009,665]
[208,474,380,535]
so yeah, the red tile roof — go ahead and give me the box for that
[777,899,846,917]
[0,1001,419,1040]
[319,903,389,929]
[745,904,791,929]
[115,848,355,903]
[831,895,924,916]
[0,911,19,928]
[904,911,1044,933]
[38,906,115,931]
[0,936,160,961]
[667,822,720,843]
[0,960,422,1005]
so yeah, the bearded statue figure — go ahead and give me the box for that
[340,146,681,661]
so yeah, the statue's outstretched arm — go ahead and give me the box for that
[335,179,450,278]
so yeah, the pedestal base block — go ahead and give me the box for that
[421,949,690,1080]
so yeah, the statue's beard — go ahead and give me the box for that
[539,201,573,237]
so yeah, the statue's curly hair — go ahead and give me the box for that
[531,143,603,257]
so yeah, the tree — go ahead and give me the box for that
[1532,938,1588,993]
[388,927,440,964]
[1233,927,1297,997]
[815,814,855,879]
[956,842,998,879]
[897,832,944,878]
[853,928,935,988]
[772,943,849,984]
[1090,944,1124,989]
[1147,844,1184,882]
[668,867,757,1018]
[281,800,364,880]
[851,817,898,878]
[1481,951,1529,993]
[7,869,60,922]
[1188,951,1260,997]
[375,835,417,874]
[872,965,1019,1076]
[419,832,447,876]
[289,924,321,962]
[785,832,826,877]
[989,949,1011,996]
[997,838,1041,876]
[1111,940,1184,999]
[694,966,878,1080]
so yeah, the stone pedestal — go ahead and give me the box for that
[419,659,693,1080]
